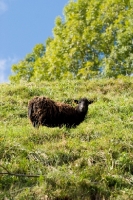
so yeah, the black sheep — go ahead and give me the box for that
[28,96,93,128]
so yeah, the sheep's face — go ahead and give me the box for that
[75,98,93,113]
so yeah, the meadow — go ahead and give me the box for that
[0,77,133,200]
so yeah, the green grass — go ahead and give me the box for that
[0,77,133,199]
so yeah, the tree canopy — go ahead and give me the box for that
[10,0,133,83]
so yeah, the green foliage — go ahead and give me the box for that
[62,0,133,78]
[10,0,133,83]
[0,77,133,199]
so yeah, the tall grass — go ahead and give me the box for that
[0,77,133,199]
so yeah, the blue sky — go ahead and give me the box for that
[0,0,69,83]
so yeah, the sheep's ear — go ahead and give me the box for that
[88,100,94,104]
[74,100,78,104]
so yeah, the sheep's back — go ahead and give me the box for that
[56,102,76,115]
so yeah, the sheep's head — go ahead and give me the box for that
[74,98,93,113]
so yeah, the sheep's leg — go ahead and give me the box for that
[33,121,39,128]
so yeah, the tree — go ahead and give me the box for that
[99,0,133,77]
[45,0,133,79]
[10,0,133,83]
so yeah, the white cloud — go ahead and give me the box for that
[0,59,7,83]
[0,59,6,70]
[0,57,18,83]
[0,0,8,14]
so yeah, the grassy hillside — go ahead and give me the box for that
[0,77,133,200]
